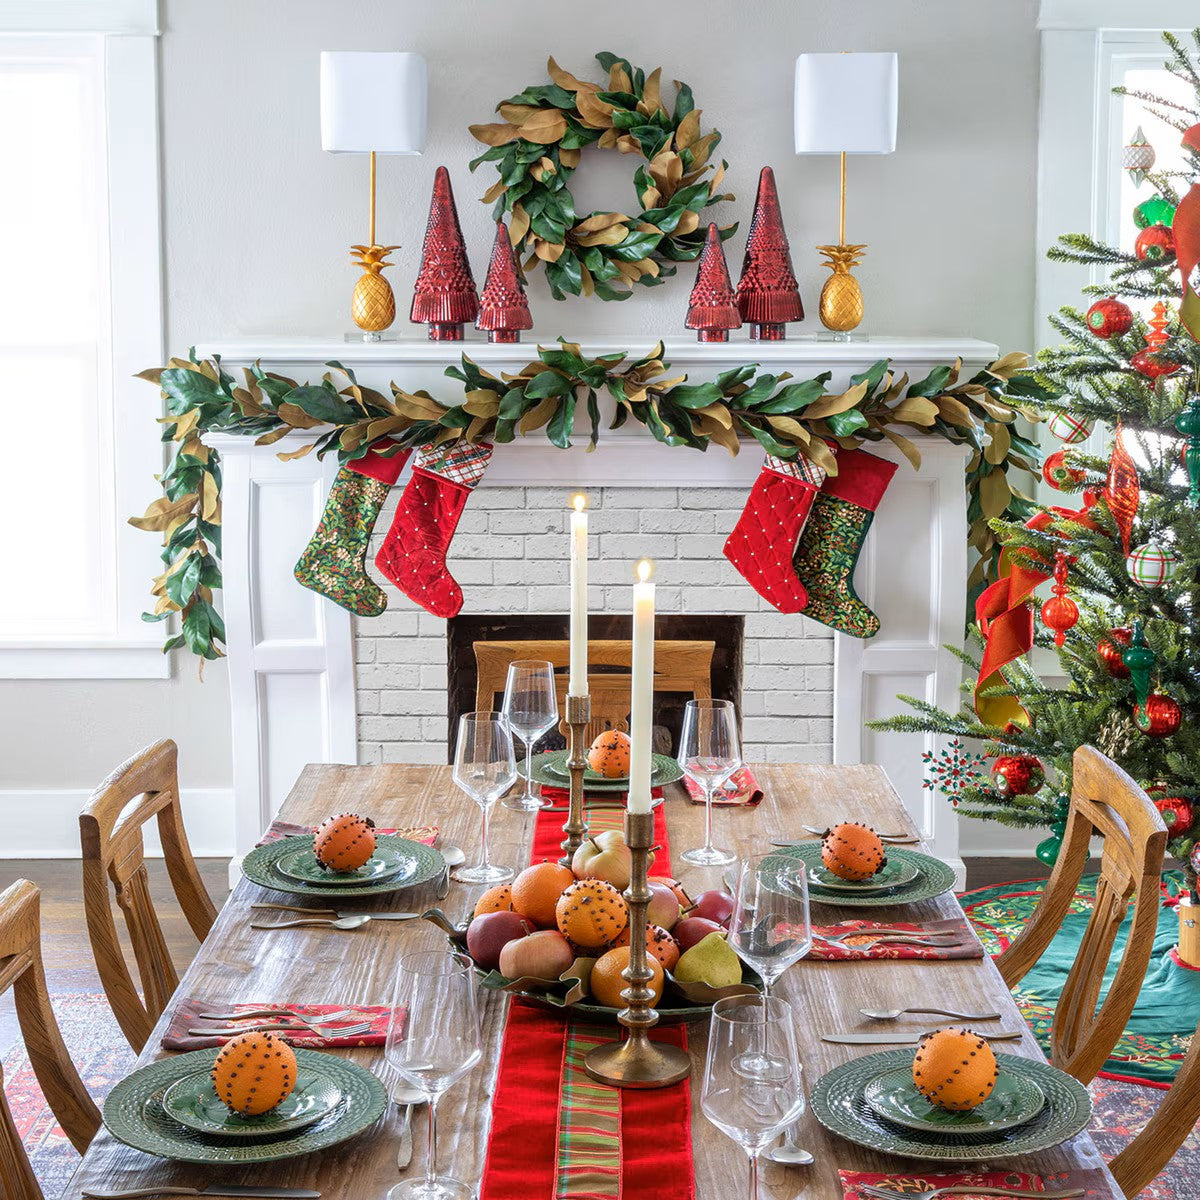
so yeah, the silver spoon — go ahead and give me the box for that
[440,843,467,867]
[392,1082,426,1170]
[249,915,371,931]
[766,1123,813,1166]
[861,1006,1002,1021]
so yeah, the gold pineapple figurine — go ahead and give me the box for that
[350,244,400,334]
[816,243,867,334]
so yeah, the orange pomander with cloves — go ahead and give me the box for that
[211,1031,297,1116]
[820,821,886,881]
[313,812,376,872]
[555,879,628,948]
[587,730,631,778]
[912,1027,999,1111]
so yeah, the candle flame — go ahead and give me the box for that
[571,493,587,513]
[636,559,654,583]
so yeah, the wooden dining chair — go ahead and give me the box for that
[0,879,100,1200]
[473,637,714,747]
[995,745,1167,1084]
[79,738,218,1052]
[1108,1014,1200,1196]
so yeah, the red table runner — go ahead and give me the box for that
[480,797,694,1200]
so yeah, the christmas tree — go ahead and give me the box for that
[874,30,1200,895]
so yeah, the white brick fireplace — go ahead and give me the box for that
[204,335,994,878]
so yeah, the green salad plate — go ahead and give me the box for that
[807,857,921,893]
[103,1047,386,1163]
[771,843,956,908]
[274,841,409,887]
[810,1049,1091,1162]
[863,1064,1046,1135]
[241,835,444,899]
[521,749,682,794]
[161,1063,342,1138]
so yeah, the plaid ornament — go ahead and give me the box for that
[1047,411,1093,444]
[1126,540,1180,588]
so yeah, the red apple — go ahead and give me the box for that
[691,890,735,927]
[647,881,682,930]
[498,930,574,981]
[674,916,723,952]
[466,911,532,972]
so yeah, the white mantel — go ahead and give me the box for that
[204,334,990,880]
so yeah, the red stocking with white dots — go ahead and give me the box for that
[374,440,492,618]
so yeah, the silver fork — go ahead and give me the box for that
[196,1007,358,1023]
[856,1185,1084,1200]
[818,928,960,944]
[833,936,965,951]
[186,1020,373,1038]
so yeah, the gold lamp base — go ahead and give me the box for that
[816,243,866,334]
[350,244,399,333]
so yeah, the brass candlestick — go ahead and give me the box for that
[583,810,692,1088]
[559,693,591,868]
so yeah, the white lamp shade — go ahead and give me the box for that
[320,51,427,154]
[794,52,898,155]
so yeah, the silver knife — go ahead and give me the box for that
[396,1103,415,1169]
[821,1030,1024,1045]
[250,904,420,920]
[82,1189,321,1198]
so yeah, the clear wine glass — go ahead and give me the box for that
[728,851,812,998]
[679,698,740,866]
[453,711,516,884]
[385,950,483,1200]
[501,659,558,812]
[702,995,806,1200]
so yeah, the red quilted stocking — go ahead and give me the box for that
[374,440,492,618]
[723,453,827,612]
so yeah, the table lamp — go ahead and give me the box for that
[794,51,898,338]
[320,50,427,340]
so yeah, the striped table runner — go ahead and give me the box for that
[479,797,695,1200]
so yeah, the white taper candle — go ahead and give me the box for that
[628,559,655,814]
[568,494,589,696]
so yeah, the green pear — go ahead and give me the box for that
[673,931,742,988]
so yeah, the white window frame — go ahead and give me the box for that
[0,0,166,678]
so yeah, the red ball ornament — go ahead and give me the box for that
[991,755,1046,797]
[1134,224,1175,262]
[1154,796,1194,833]
[1097,627,1132,678]
[1135,693,1183,738]
[1130,348,1181,379]
[1041,449,1086,490]
[1085,295,1134,339]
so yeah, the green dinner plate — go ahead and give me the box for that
[103,1048,386,1163]
[274,842,407,887]
[520,749,683,794]
[771,844,956,908]
[161,1063,342,1138]
[810,1049,1091,1162]
[808,857,921,893]
[862,1065,1046,1135]
[242,835,444,899]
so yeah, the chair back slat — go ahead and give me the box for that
[996,745,1167,1083]
[0,879,101,1200]
[79,739,217,1051]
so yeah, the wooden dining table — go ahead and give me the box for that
[66,762,1123,1200]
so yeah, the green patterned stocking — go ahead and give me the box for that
[293,448,410,616]
[791,447,897,639]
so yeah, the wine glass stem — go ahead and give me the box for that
[747,1150,759,1200]
[704,781,715,852]
[524,740,535,800]
[480,805,492,870]
[425,1096,439,1193]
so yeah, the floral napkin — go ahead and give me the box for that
[839,1169,1044,1198]
[805,917,983,961]
[256,819,438,847]
[682,766,763,806]
[162,999,395,1051]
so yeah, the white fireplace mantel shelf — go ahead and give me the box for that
[198,334,999,489]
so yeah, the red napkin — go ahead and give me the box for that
[256,819,438,847]
[161,999,395,1051]
[682,766,763,806]
[840,1170,1044,1199]
[804,918,984,961]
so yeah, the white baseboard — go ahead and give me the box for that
[0,787,235,859]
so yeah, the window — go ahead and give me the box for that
[0,3,164,678]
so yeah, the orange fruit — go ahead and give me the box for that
[820,822,886,881]
[913,1027,999,1111]
[611,923,680,972]
[211,1031,297,1115]
[473,884,513,916]
[313,812,376,872]
[587,730,631,777]
[555,879,628,947]
[590,945,664,1008]
[511,862,575,927]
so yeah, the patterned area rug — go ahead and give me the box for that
[5,991,1198,1199]
[959,871,1199,1088]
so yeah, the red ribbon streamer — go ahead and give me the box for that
[1173,125,1200,340]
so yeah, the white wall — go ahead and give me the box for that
[0,0,1041,857]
